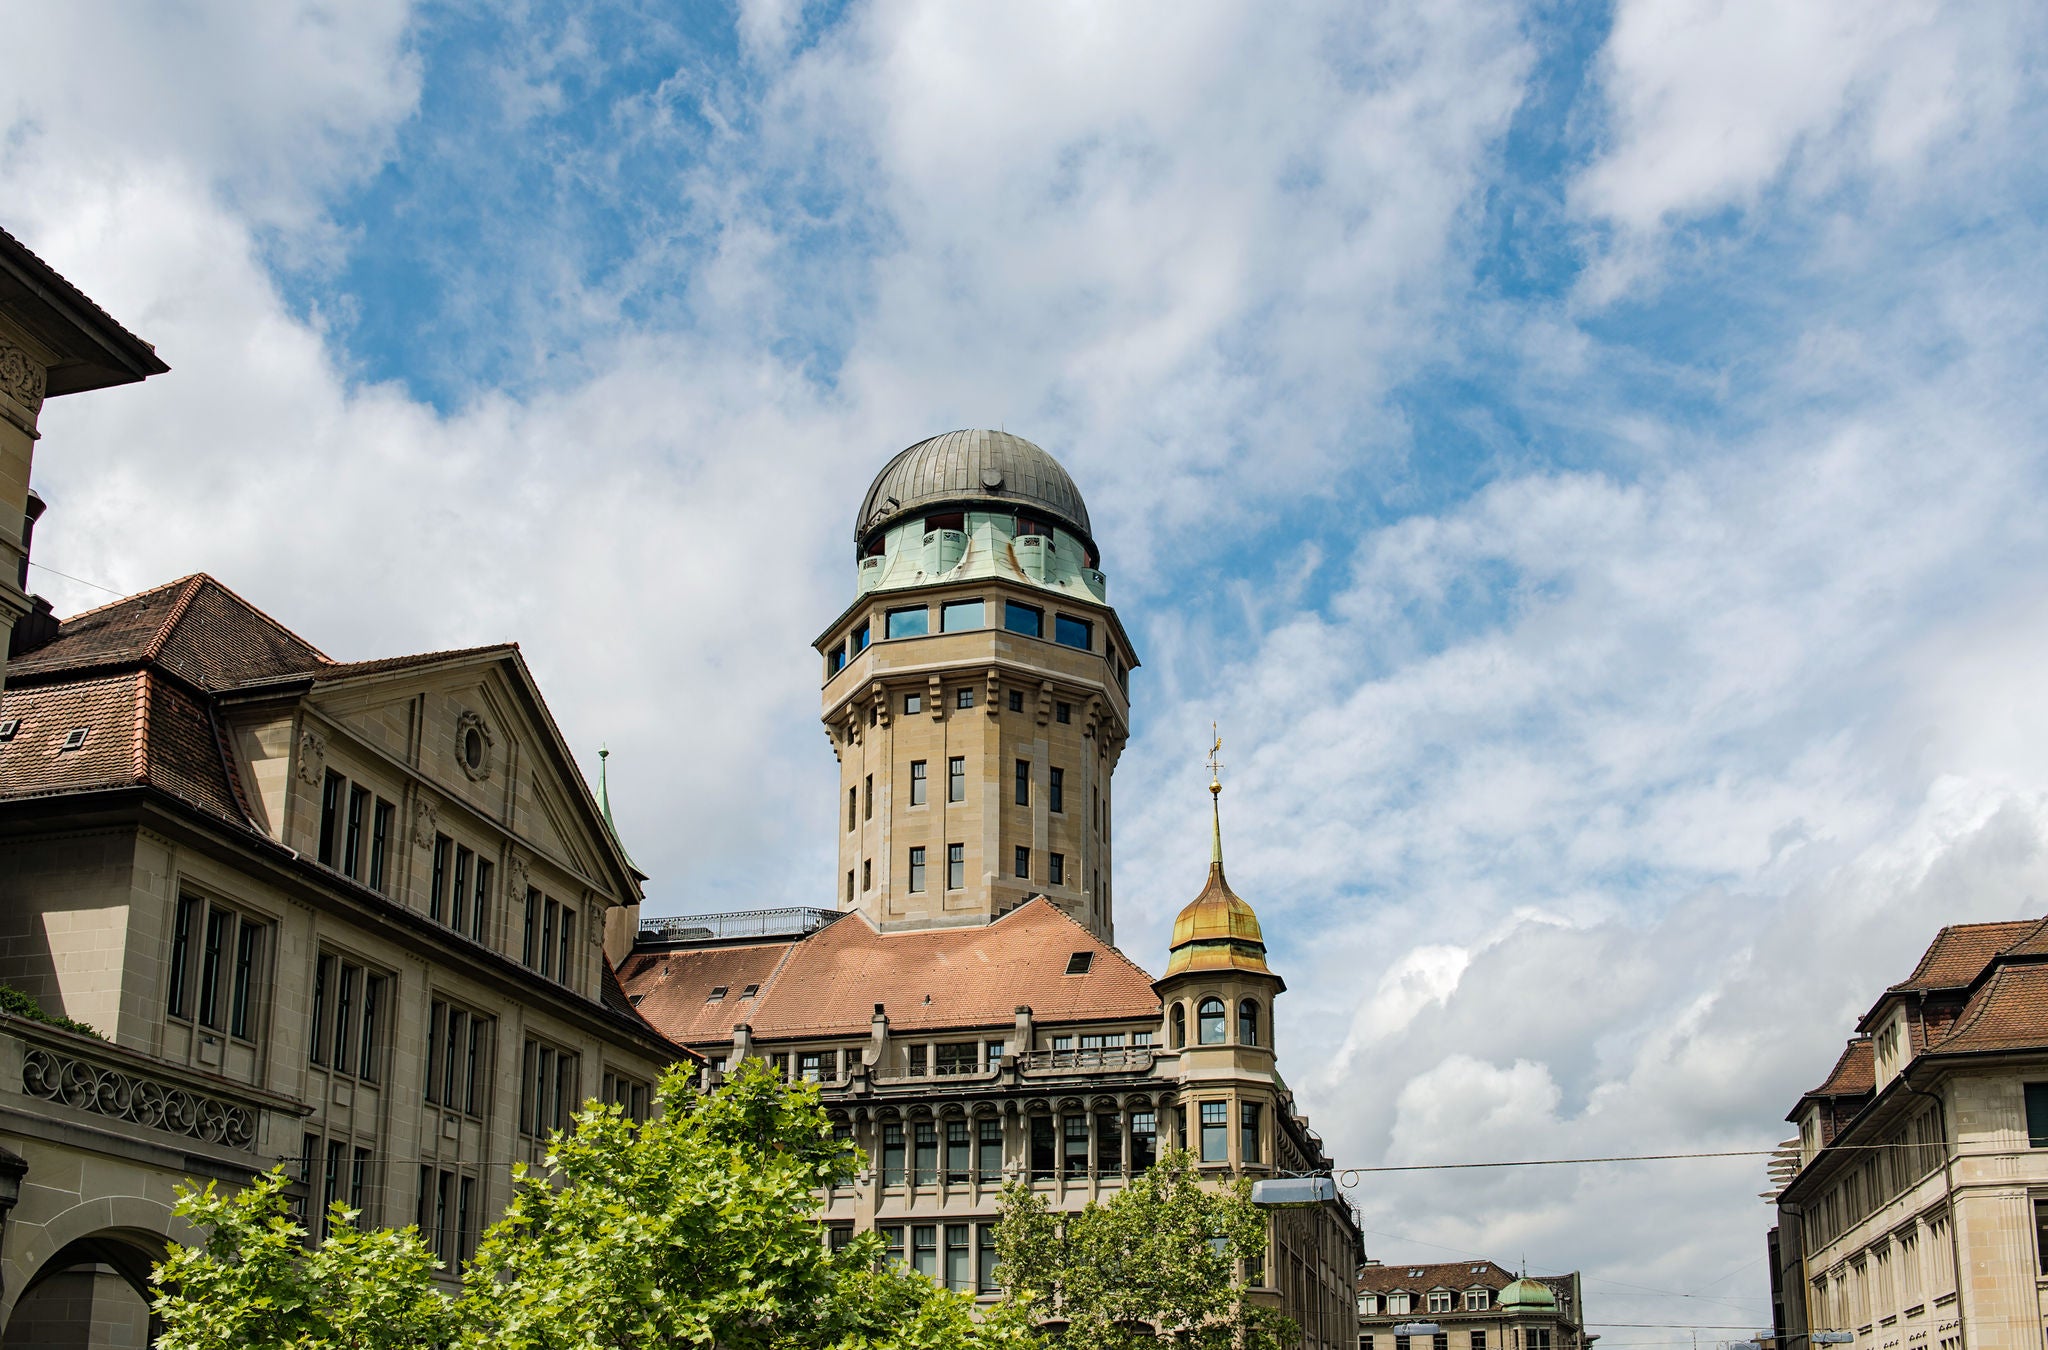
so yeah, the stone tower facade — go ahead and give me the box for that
[815,430,1137,940]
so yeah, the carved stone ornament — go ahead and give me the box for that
[506,854,530,901]
[454,710,494,782]
[0,342,46,413]
[296,729,326,785]
[412,795,439,847]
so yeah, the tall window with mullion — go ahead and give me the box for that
[1130,1110,1157,1173]
[1199,1101,1229,1163]
[1062,1115,1089,1178]
[167,894,269,1041]
[520,887,579,990]
[302,1131,374,1239]
[433,835,495,942]
[308,952,386,1081]
[518,1037,580,1138]
[318,770,396,891]
[424,998,491,1115]
[416,1165,480,1266]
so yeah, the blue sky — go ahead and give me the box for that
[9,1,2048,1342]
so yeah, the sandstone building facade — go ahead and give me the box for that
[1767,916,2048,1350]
[623,431,1362,1350]
[1354,1261,1588,1350]
[0,575,681,1347]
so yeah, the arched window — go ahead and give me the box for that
[1238,999,1260,1046]
[1197,998,1226,1045]
[1171,1004,1186,1049]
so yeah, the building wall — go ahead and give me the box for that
[0,313,45,697]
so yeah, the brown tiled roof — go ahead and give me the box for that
[1997,916,2048,960]
[10,575,330,689]
[0,670,244,825]
[1356,1261,1517,1294]
[598,959,698,1061]
[1931,961,2048,1054]
[1805,1039,1874,1099]
[1888,920,2037,994]
[621,898,1164,1045]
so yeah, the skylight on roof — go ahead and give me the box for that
[59,728,88,752]
[707,986,727,1002]
[0,719,18,742]
[740,983,759,998]
[1065,951,1093,975]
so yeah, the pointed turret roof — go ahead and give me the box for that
[1162,759,1277,983]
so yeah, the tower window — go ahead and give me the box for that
[1065,952,1093,975]
[1050,768,1064,814]
[909,847,927,892]
[947,843,965,890]
[853,621,870,651]
[1199,1102,1228,1163]
[1240,999,1260,1046]
[1054,615,1093,651]
[1049,852,1065,884]
[1171,1005,1186,1049]
[925,511,965,533]
[904,692,923,714]
[863,859,872,890]
[827,643,846,676]
[910,760,928,806]
[1015,846,1030,878]
[941,600,985,632]
[1198,998,1226,1045]
[848,787,857,831]
[886,607,929,640]
[1003,601,1043,638]
[1056,701,1071,724]
[847,870,855,902]
[864,774,873,819]
[1008,689,1024,712]
[1015,760,1030,806]
[948,756,965,803]
[956,687,975,709]
[1241,1102,1262,1164]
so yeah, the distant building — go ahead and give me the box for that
[623,431,1363,1350]
[0,575,682,1346]
[1355,1261,1589,1350]
[0,227,168,694]
[1766,915,2048,1350]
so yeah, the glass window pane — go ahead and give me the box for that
[941,600,985,632]
[1198,998,1226,1045]
[1003,602,1042,637]
[886,607,929,640]
[1054,615,1092,650]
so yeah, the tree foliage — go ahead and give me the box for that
[994,1150,1296,1350]
[151,1061,1028,1350]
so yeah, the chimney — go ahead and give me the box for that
[731,1022,753,1063]
[864,1003,889,1067]
[1012,1004,1034,1057]
[7,489,57,660]
[17,489,43,591]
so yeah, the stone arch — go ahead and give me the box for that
[2,1196,177,1349]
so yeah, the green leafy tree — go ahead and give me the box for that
[152,1060,1030,1350]
[153,1169,456,1350]
[993,1150,1295,1350]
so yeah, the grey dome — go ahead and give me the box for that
[857,430,1092,548]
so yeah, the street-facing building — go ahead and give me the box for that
[1766,914,2048,1350]
[1355,1260,1589,1350]
[623,430,1363,1350]
[0,575,682,1347]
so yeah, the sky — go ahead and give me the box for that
[9,1,2048,1343]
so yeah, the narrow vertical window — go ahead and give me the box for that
[1015,845,1030,878]
[1050,768,1064,814]
[451,846,471,934]
[946,1223,972,1290]
[323,1138,345,1229]
[1239,999,1260,1046]
[1049,853,1064,885]
[557,909,575,988]
[882,1124,906,1185]
[309,953,334,1064]
[1063,1115,1088,1178]
[947,843,965,890]
[847,870,855,902]
[466,1017,485,1115]
[914,1123,938,1185]
[430,835,450,922]
[864,774,874,820]
[862,859,872,890]
[318,770,344,866]
[1015,760,1029,806]
[912,1225,938,1279]
[369,800,394,891]
[909,847,926,892]
[1198,997,1226,1044]
[343,785,369,879]
[435,1171,452,1261]
[196,906,231,1029]
[425,999,444,1104]
[978,1118,1003,1180]
[443,1008,466,1108]
[472,861,492,943]
[554,1051,576,1129]
[1130,1111,1157,1173]
[458,1176,476,1262]
[333,963,358,1071]
[167,894,198,1018]
[948,756,965,802]
[910,760,928,805]
[359,974,383,1080]
[350,1146,369,1211]
[229,918,260,1038]
[978,1222,1000,1292]
[848,786,857,831]
[522,888,539,967]
[1240,1102,1262,1164]
[540,900,557,979]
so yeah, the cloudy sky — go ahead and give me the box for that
[11,0,2048,1341]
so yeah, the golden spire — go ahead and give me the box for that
[1207,723,1224,868]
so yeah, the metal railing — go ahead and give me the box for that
[637,907,843,944]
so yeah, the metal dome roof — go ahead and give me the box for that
[856,429,1092,547]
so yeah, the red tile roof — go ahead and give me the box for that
[1355,1261,1519,1294]
[1806,1039,1874,1099]
[1887,920,2037,994]
[1931,961,2048,1054]
[620,898,1164,1046]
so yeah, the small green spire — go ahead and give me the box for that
[597,745,638,870]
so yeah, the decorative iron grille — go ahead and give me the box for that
[22,1046,257,1148]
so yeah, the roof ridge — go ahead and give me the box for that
[129,669,150,783]
[186,574,335,666]
[52,573,201,628]
[733,936,805,1024]
[141,576,208,663]
[1937,962,2017,1048]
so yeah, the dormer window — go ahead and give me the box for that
[1465,1289,1490,1310]
[1358,1294,1378,1315]
[1428,1291,1454,1313]
[1386,1293,1410,1315]
[1065,952,1093,975]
